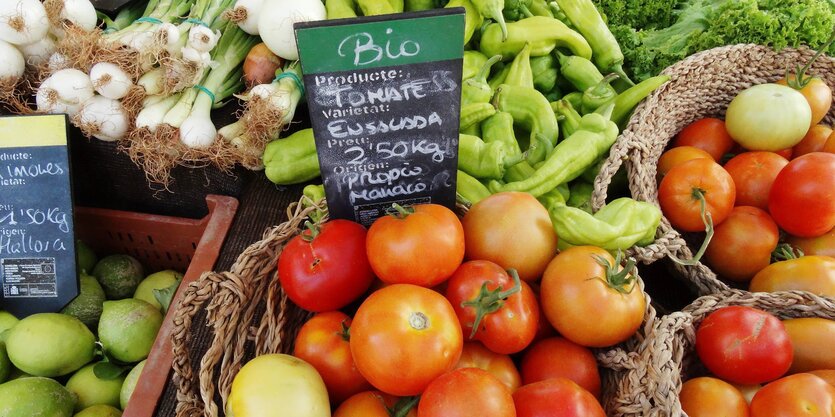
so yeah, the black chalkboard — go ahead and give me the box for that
[0,115,78,317]
[295,9,465,227]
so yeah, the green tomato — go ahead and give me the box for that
[725,83,812,151]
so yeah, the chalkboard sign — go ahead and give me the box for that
[296,9,465,227]
[0,115,78,318]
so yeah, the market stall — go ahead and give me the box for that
[1,0,835,416]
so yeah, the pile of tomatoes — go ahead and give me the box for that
[656,74,835,291]
[229,191,649,417]
[679,305,835,417]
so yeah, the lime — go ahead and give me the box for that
[0,311,17,335]
[92,255,144,300]
[74,405,122,417]
[5,313,95,377]
[65,362,125,411]
[76,240,98,274]
[119,360,145,410]
[133,270,183,311]
[0,342,10,383]
[61,272,106,329]
[98,299,162,363]
[0,377,76,417]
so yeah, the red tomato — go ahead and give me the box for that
[513,378,605,417]
[825,130,835,154]
[749,255,835,296]
[658,158,736,232]
[769,152,835,237]
[657,146,714,182]
[445,260,539,354]
[366,204,465,287]
[293,312,372,404]
[695,306,792,385]
[520,337,601,398]
[462,192,558,282]
[417,368,516,417]
[793,124,834,158]
[540,246,646,348]
[680,377,750,417]
[454,342,521,392]
[775,148,794,159]
[787,227,835,258]
[704,206,780,282]
[723,151,788,211]
[333,391,417,417]
[350,284,463,396]
[673,118,735,161]
[278,219,374,312]
[750,373,835,417]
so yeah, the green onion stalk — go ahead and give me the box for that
[218,62,305,169]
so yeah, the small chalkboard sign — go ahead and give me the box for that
[0,114,78,318]
[295,9,465,227]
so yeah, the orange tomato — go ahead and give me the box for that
[787,227,835,258]
[778,76,832,127]
[794,124,834,157]
[350,284,463,396]
[454,342,521,392]
[417,368,516,417]
[333,391,417,417]
[749,256,835,297]
[680,377,750,417]
[520,337,601,398]
[750,373,835,417]
[825,130,835,154]
[704,206,780,282]
[809,370,835,388]
[673,117,735,161]
[540,246,645,347]
[657,146,714,182]
[783,318,835,374]
[658,158,736,232]
[722,151,788,211]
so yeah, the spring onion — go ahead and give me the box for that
[0,0,49,46]
[36,68,94,116]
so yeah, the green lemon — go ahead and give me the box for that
[61,273,106,329]
[0,377,77,417]
[92,255,144,300]
[5,313,95,377]
[0,342,10,383]
[119,360,145,410]
[65,363,126,411]
[98,300,162,363]
[74,405,122,417]
[0,311,18,335]
[133,270,183,311]
[76,240,98,275]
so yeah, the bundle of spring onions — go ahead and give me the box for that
[0,0,326,187]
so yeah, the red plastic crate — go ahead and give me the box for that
[73,195,238,417]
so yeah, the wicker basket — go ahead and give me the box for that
[630,289,835,417]
[169,197,660,417]
[591,44,835,296]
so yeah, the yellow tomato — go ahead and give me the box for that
[783,318,835,374]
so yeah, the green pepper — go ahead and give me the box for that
[530,54,557,93]
[551,98,581,139]
[502,0,532,21]
[263,128,321,185]
[406,0,439,11]
[488,108,618,196]
[555,51,604,92]
[547,198,661,251]
[580,157,604,183]
[479,16,591,61]
[357,0,396,15]
[546,1,572,28]
[481,111,538,182]
[447,0,484,45]
[301,184,327,223]
[594,75,671,128]
[554,0,632,84]
[462,54,502,107]
[566,180,593,213]
[544,85,562,102]
[458,133,527,180]
[562,91,582,111]
[387,0,405,12]
[457,170,492,205]
[325,0,357,18]
[488,64,510,90]
[463,50,489,81]
[472,0,508,41]
[303,183,325,202]
[581,73,618,114]
[460,102,497,131]
[528,0,553,17]
[504,43,534,89]
[536,182,569,208]
[492,83,559,165]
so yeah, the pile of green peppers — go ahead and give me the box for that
[263,0,670,251]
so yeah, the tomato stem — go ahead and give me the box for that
[787,27,835,90]
[771,243,804,262]
[337,319,350,342]
[390,203,415,219]
[460,269,522,339]
[592,251,637,294]
[669,188,714,266]
[301,220,320,242]
[388,396,420,417]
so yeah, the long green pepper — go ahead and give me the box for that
[446,0,483,45]
[504,43,534,89]
[479,16,592,61]
[530,55,558,93]
[264,128,322,185]
[457,170,492,205]
[581,73,619,114]
[458,134,527,180]
[594,75,671,127]
[481,111,538,182]
[551,99,581,139]
[488,108,618,196]
[472,0,509,41]
[548,198,661,251]
[492,83,560,165]
[555,51,604,92]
